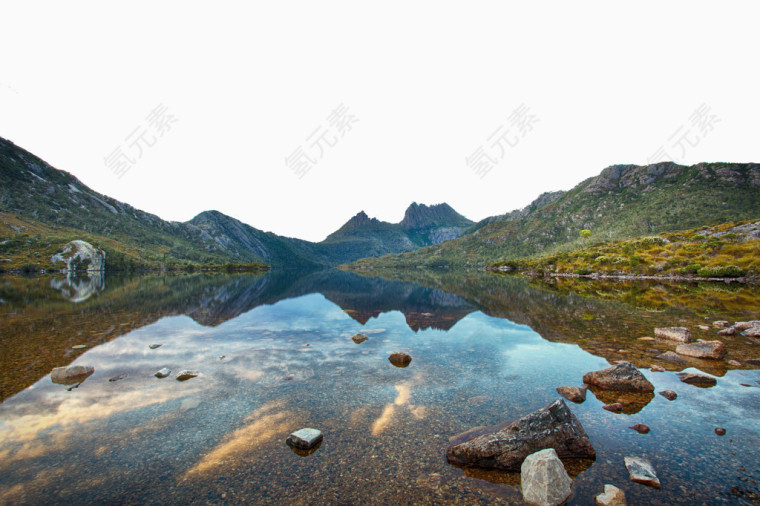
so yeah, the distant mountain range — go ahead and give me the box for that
[348,162,760,269]
[0,136,472,270]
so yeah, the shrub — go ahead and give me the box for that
[575,267,593,275]
[594,255,611,264]
[678,263,702,275]
[696,265,744,278]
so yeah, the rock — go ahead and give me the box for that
[51,365,95,385]
[50,240,106,273]
[446,399,595,471]
[654,327,692,343]
[637,337,655,341]
[744,327,760,338]
[713,321,730,328]
[108,373,128,382]
[650,365,665,372]
[388,352,412,367]
[72,344,87,350]
[727,359,742,367]
[603,403,623,413]
[556,386,587,403]
[629,424,650,434]
[624,456,660,488]
[176,370,199,381]
[677,372,717,387]
[659,390,677,401]
[591,390,654,415]
[286,428,323,449]
[520,448,573,506]
[149,344,162,349]
[595,484,627,506]
[715,427,726,436]
[734,321,760,331]
[698,325,710,331]
[718,327,737,336]
[675,341,726,360]
[155,367,171,378]
[656,351,686,363]
[582,362,654,393]
[351,333,368,344]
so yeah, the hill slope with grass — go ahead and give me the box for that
[346,162,760,269]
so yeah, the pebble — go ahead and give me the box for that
[155,368,171,378]
[286,428,323,449]
[715,428,727,436]
[176,370,199,381]
[149,344,162,350]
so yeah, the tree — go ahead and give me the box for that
[580,229,592,240]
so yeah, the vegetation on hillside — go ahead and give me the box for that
[488,219,760,280]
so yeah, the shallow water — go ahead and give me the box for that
[1,270,759,504]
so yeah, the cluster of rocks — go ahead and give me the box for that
[717,320,760,338]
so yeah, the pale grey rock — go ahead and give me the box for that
[520,448,572,506]
[155,368,171,378]
[654,327,692,343]
[51,240,105,273]
[176,370,199,381]
[286,428,323,449]
[734,321,760,331]
[624,456,660,488]
[583,362,654,392]
[51,365,94,385]
[595,484,627,505]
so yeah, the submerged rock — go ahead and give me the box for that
[656,351,686,363]
[351,333,368,344]
[155,368,171,378]
[629,424,650,434]
[520,448,572,506]
[286,428,323,450]
[602,403,623,413]
[675,341,726,360]
[595,484,627,506]
[51,365,95,385]
[583,362,654,393]
[654,327,692,343]
[176,370,199,381]
[715,427,727,436]
[677,372,717,387]
[556,386,587,403]
[659,390,677,401]
[388,352,412,367]
[624,456,660,488]
[446,399,595,471]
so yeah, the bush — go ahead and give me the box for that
[696,265,744,278]
[594,255,611,264]
[575,267,593,275]
[678,263,702,275]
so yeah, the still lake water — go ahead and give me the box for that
[1,269,759,504]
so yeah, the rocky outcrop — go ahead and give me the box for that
[595,484,627,506]
[583,362,654,392]
[51,240,105,272]
[654,327,692,343]
[675,341,726,360]
[624,457,660,488]
[446,399,595,471]
[520,448,573,506]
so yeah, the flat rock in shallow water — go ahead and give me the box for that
[676,340,726,359]
[718,327,737,336]
[520,448,572,506]
[51,365,95,385]
[155,368,171,378]
[602,403,623,413]
[149,344,162,349]
[654,327,692,343]
[734,321,760,331]
[556,386,587,403]
[388,352,412,367]
[629,424,650,434]
[677,372,717,387]
[583,362,654,393]
[446,398,595,471]
[286,428,323,449]
[595,484,627,506]
[656,351,686,363]
[659,390,677,401]
[176,370,199,381]
[351,333,368,343]
[744,327,760,338]
[624,456,660,488]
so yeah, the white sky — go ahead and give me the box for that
[1,2,758,242]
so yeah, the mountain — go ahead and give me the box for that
[345,162,760,269]
[0,136,472,270]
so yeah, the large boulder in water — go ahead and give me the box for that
[446,399,595,471]
[51,240,106,272]
[583,362,654,393]
[520,448,573,506]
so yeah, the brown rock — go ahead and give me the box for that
[654,327,692,343]
[659,390,677,401]
[583,362,654,393]
[446,399,596,471]
[715,427,726,436]
[388,352,412,367]
[628,424,650,434]
[352,333,368,344]
[727,360,742,367]
[713,321,730,328]
[650,365,665,372]
[603,403,624,413]
[656,351,686,363]
[677,372,717,387]
[718,327,737,336]
[675,341,726,360]
[556,386,587,403]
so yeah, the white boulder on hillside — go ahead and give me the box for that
[51,240,106,272]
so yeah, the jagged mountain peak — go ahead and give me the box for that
[400,202,473,230]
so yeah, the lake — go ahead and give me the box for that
[1,269,759,504]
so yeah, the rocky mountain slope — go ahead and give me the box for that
[347,162,760,269]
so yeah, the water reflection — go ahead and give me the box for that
[0,269,759,504]
[49,271,105,302]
